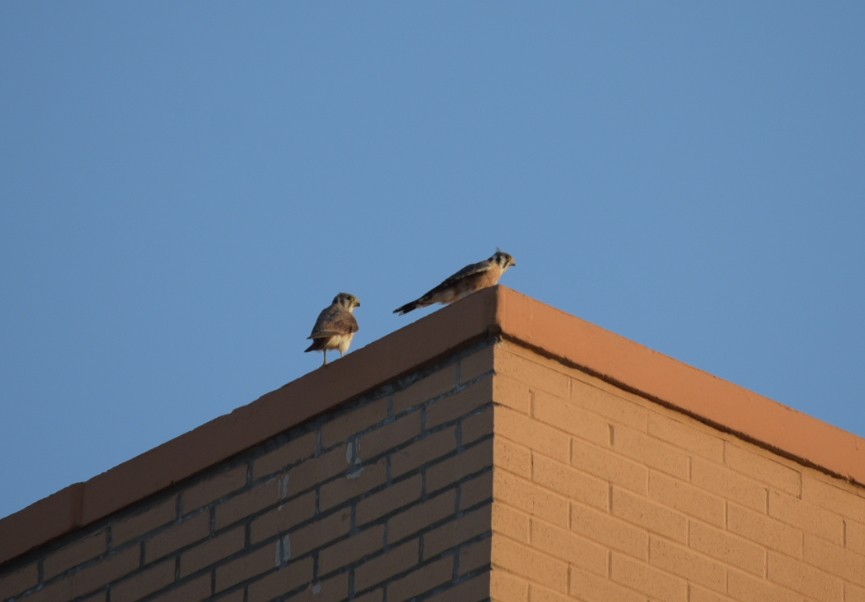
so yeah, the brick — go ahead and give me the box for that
[490,569,529,601]
[426,439,492,493]
[492,375,532,414]
[848,519,865,556]
[321,396,388,447]
[289,507,352,558]
[461,470,493,510]
[494,470,568,529]
[532,389,609,446]
[459,344,494,384]
[492,536,567,593]
[530,519,607,576]
[649,537,725,592]
[358,412,422,460]
[285,443,352,497]
[458,536,491,575]
[768,551,843,602]
[689,521,765,576]
[249,490,317,544]
[571,376,647,430]
[180,526,245,577]
[804,533,865,587]
[649,471,724,527]
[246,556,313,601]
[0,562,38,600]
[492,503,530,543]
[570,501,648,560]
[647,412,724,462]
[319,525,384,574]
[391,426,456,477]
[44,529,108,579]
[153,574,211,602]
[356,475,422,525]
[24,547,139,602]
[282,571,348,602]
[691,456,767,512]
[183,465,247,511]
[528,585,570,602]
[146,511,210,562]
[252,431,316,479]
[727,503,803,558]
[319,456,387,511]
[386,556,454,602]
[494,436,531,479]
[215,541,279,592]
[424,572,488,602]
[354,539,419,592]
[613,425,689,480]
[393,364,458,414]
[532,453,608,511]
[112,496,176,545]
[388,489,456,542]
[495,348,570,399]
[215,474,289,529]
[801,475,865,521]
[112,558,175,602]
[461,405,494,445]
[611,551,687,602]
[354,589,384,602]
[611,486,687,542]
[495,406,569,463]
[768,490,844,544]
[424,506,490,559]
[570,436,647,495]
[848,583,865,602]
[568,564,645,602]
[725,443,800,496]
[689,585,737,602]
[426,377,493,428]
[728,570,804,602]
[78,591,107,602]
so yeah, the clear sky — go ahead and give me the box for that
[2,3,864,520]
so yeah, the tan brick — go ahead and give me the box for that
[647,412,724,462]
[215,541,279,592]
[528,585,570,602]
[391,426,457,477]
[768,551,843,602]
[494,470,568,528]
[424,506,490,559]
[571,436,648,495]
[246,556,314,601]
[532,453,608,511]
[458,536,491,575]
[689,584,737,602]
[768,490,844,544]
[530,519,607,576]
[427,377,493,428]
[113,496,177,545]
[388,489,456,542]
[848,519,865,556]
[24,547,139,602]
[283,571,349,602]
[112,558,175,602]
[689,521,765,576]
[252,431,316,479]
[358,412,423,460]
[354,539,419,592]
[610,551,687,602]
[728,570,804,602]
[393,364,458,414]
[571,376,647,431]
[847,583,865,602]
[145,511,210,562]
[649,471,724,527]
[215,474,290,529]
[614,425,689,480]
[493,503,530,543]
[0,562,38,600]
[44,529,108,579]
[492,536,567,593]
[461,405,494,445]
[801,475,865,521]
[804,534,865,587]
[461,470,493,510]
[356,475,422,525]
[570,501,648,560]
[490,569,529,601]
[611,486,687,542]
[725,443,800,496]
[568,564,645,602]
[495,406,569,463]
[180,526,245,577]
[319,456,387,510]
[691,456,767,512]
[425,572,488,602]
[426,439,492,493]
[495,348,570,399]
[319,525,385,574]
[492,374,532,414]
[387,556,454,602]
[249,490,317,544]
[532,389,609,446]
[494,436,531,479]
[153,574,211,602]
[459,344,494,384]
[289,507,352,558]
[183,464,247,511]
[321,396,388,447]
[727,503,803,557]
[650,537,725,592]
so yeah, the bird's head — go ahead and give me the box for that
[490,250,517,271]
[333,292,361,311]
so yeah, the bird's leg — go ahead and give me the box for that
[322,350,328,366]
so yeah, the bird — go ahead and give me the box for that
[305,292,361,366]
[394,250,516,315]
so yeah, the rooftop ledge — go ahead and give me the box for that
[2,286,863,565]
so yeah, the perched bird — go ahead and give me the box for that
[305,293,361,366]
[394,250,517,315]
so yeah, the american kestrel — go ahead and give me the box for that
[305,292,361,366]
[393,250,516,315]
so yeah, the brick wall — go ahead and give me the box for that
[489,341,865,602]
[0,345,496,602]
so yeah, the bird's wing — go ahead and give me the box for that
[425,259,491,295]
[308,305,358,339]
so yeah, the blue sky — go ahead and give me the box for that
[2,3,864,520]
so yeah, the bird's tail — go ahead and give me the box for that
[393,299,421,315]
[305,338,326,352]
